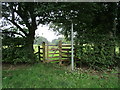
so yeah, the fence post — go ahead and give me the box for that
[59,40,62,65]
[42,42,46,62]
[38,46,40,61]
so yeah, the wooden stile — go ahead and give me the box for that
[49,53,59,54]
[46,59,70,63]
[62,44,75,47]
[59,40,62,65]
[47,45,58,46]
[37,40,74,65]
[62,49,71,51]
[48,56,59,58]
[48,49,58,51]
[62,52,71,55]
[46,59,59,63]
[42,42,46,62]
[38,46,40,60]
[62,56,71,58]
[61,59,70,61]
[62,45,71,47]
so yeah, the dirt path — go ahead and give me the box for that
[2,63,31,70]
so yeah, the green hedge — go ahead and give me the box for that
[2,37,37,64]
[75,35,119,69]
[2,46,37,64]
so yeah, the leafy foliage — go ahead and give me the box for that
[2,2,120,67]
[34,36,49,45]
[76,43,117,69]
[2,36,36,64]
[49,2,120,69]
[2,47,35,64]
[2,2,56,61]
[51,37,70,44]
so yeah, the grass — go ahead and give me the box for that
[2,63,119,88]
[2,44,119,88]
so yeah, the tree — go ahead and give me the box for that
[2,2,77,61]
[117,2,120,39]
[2,3,36,60]
[49,2,119,40]
[48,2,120,68]
[34,36,49,45]
[2,2,119,65]
[2,2,57,61]
[51,37,70,44]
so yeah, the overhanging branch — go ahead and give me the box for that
[14,6,31,30]
[6,18,28,36]
[2,31,26,38]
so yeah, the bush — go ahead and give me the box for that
[2,36,38,64]
[2,46,37,64]
[75,36,119,69]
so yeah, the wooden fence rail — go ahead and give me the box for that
[37,40,76,65]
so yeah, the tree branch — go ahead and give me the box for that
[14,3,31,30]
[2,31,26,38]
[6,18,28,36]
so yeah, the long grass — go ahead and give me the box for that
[2,63,119,88]
[2,44,119,88]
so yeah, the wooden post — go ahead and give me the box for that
[59,40,62,65]
[42,42,46,62]
[67,50,70,59]
[38,46,40,61]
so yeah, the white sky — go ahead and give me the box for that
[35,24,63,42]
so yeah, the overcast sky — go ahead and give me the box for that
[35,24,63,42]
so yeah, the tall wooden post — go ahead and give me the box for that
[59,40,62,65]
[42,42,45,62]
[38,46,40,61]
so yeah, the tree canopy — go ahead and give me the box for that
[34,36,49,45]
[2,2,58,60]
[49,2,120,41]
[2,2,120,66]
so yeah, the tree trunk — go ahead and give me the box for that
[24,26,36,63]
[24,16,37,63]
[25,36,34,59]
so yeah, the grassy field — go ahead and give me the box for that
[2,44,119,88]
[2,63,119,88]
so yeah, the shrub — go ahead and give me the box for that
[2,46,37,64]
[2,35,38,64]
[75,35,119,69]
